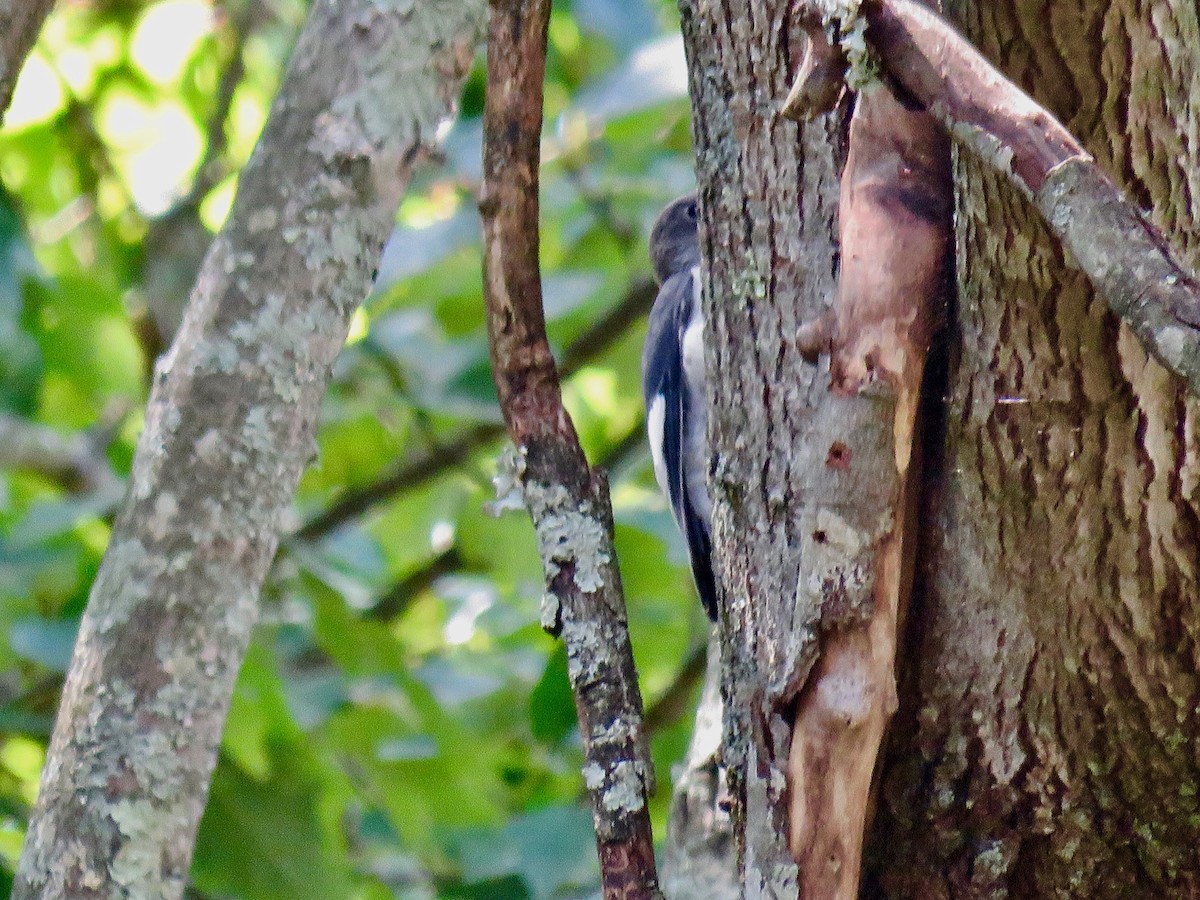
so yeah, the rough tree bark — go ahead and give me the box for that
[13,1,483,896]
[667,0,1200,896]
[673,2,842,884]
[867,0,1200,896]
[668,1,952,895]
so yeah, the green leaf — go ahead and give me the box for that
[529,645,576,745]
[9,616,79,671]
[192,745,357,900]
[451,805,599,900]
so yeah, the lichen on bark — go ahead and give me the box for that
[13,1,485,897]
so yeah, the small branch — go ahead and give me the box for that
[179,0,256,211]
[295,275,655,540]
[786,0,1200,392]
[296,423,504,540]
[558,276,655,376]
[481,0,661,896]
[365,546,461,622]
[0,412,120,493]
[138,0,269,357]
[357,415,645,623]
[779,18,847,121]
[643,642,708,738]
[0,0,56,122]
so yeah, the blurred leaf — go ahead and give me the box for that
[452,805,599,900]
[0,0,705,892]
[9,616,78,671]
[529,645,576,745]
[193,744,357,900]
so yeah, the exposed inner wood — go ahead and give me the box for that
[788,83,951,899]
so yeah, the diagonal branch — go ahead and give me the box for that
[481,0,661,896]
[785,0,1200,393]
[13,1,484,895]
[0,412,121,493]
[295,274,654,540]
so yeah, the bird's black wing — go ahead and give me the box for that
[641,270,718,619]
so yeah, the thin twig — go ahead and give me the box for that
[365,546,462,622]
[0,411,123,493]
[481,0,661,895]
[354,413,647,621]
[643,643,708,738]
[295,423,503,540]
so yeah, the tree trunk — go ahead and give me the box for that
[868,0,1200,896]
[674,0,842,889]
[13,2,483,896]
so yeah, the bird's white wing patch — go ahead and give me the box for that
[647,394,669,495]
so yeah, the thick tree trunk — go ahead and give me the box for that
[673,1,951,894]
[13,2,483,896]
[868,0,1200,896]
[674,1,842,890]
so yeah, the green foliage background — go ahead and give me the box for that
[0,0,710,896]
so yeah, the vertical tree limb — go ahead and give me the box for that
[788,83,952,898]
[480,1,661,897]
[0,0,56,121]
[678,0,844,889]
[679,2,952,894]
[13,2,484,896]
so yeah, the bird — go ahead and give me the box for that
[642,194,717,620]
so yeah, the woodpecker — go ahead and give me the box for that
[642,194,717,620]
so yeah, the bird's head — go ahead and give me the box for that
[649,194,700,284]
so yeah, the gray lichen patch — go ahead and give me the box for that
[487,443,527,516]
[539,592,561,633]
[942,113,1023,196]
[582,758,647,815]
[561,616,607,685]
[521,476,610,594]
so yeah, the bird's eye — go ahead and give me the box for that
[685,202,697,220]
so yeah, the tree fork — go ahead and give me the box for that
[786,0,1200,394]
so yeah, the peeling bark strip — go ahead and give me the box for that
[786,0,1200,393]
[0,0,56,122]
[788,83,951,899]
[480,1,661,898]
[13,2,484,897]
